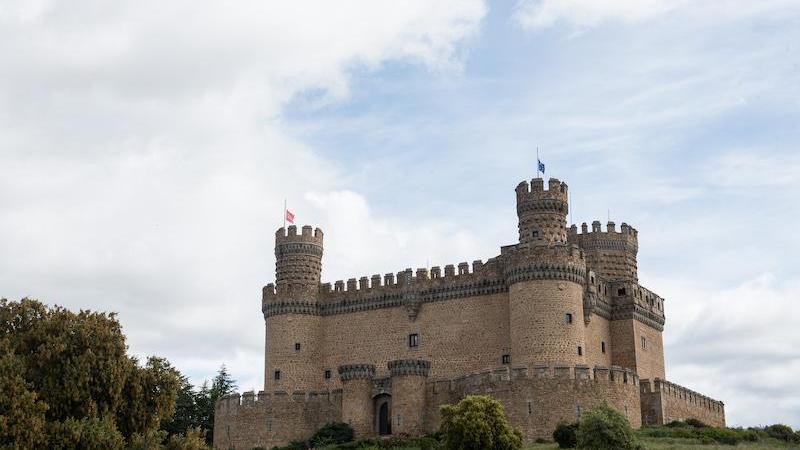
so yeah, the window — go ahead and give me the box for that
[408,333,419,348]
[527,400,533,415]
[577,346,583,356]
[274,370,281,381]
[294,342,301,351]
[502,354,511,365]
[324,369,331,380]
[565,313,573,324]
[641,336,647,350]
[601,341,606,353]
[532,230,539,238]
[617,288,626,296]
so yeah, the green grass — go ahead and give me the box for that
[523,436,797,450]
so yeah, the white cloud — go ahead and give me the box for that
[514,0,686,30]
[0,0,486,389]
[657,274,800,427]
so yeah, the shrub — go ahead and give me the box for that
[685,418,707,428]
[665,420,688,428]
[166,427,210,450]
[270,441,307,450]
[552,422,578,448]
[576,403,638,450]
[310,422,354,446]
[765,424,796,442]
[440,395,523,450]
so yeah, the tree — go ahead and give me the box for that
[0,298,181,448]
[440,395,523,450]
[553,422,579,448]
[195,364,237,444]
[576,402,639,450]
[161,374,199,437]
[0,339,49,449]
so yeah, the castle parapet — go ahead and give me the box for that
[569,220,638,282]
[639,378,725,427]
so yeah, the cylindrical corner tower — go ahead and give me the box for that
[506,246,587,367]
[264,224,325,392]
[388,359,430,436]
[516,177,569,246]
[568,220,638,282]
[339,364,376,438]
[507,177,587,367]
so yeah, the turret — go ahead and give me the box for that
[264,224,324,392]
[515,177,569,246]
[568,221,638,282]
[275,225,324,298]
[507,176,587,367]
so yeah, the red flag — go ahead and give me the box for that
[285,209,295,224]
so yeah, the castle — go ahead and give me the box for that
[214,176,725,449]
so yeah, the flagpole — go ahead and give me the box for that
[536,147,540,178]
[283,198,287,229]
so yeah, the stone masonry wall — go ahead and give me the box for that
[213,390,342,450]
[320,291,510,387]
[640,379,725,427]
[425,364,641,441]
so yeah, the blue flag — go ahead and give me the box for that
[538,159,545,174]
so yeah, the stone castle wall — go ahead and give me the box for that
[213,389,342,450]
[425,364,642,441]
[640,379,725,428]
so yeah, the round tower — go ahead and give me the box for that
[516,177,569,246]
[568,221,638,282]
[388,359,430,436]
[275,224,324,298]
[507,177,587,367]
[263,224,324,392]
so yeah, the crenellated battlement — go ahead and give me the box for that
[569,221,638,248]
[428,363,639,394]
[640,379,724,411]
[639,378,725,427]
[516,178,569,246]
[515,177,569,201]
[319,258,498,296]
[568,220,638,282]
[275,225,324,246]
[216,388,343,414]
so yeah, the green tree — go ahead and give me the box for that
[0,339,49,449]
[0,298,181,447]
[195,364,237,444]
[440,395,523,450]
[161,374,199,437]
[576,402,639,450]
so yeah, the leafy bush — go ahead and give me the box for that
[440,395,523,450]
[270,441,307,450]
[552,422,578,448]
[665,420,688,428]
[685,418,707,428]
[576,403,639,450]
[310,422,355,446]
[764,424,796,442]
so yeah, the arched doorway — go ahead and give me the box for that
[374,394,392,436]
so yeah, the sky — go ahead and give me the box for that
[1,0,799,428]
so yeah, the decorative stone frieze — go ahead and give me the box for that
[388,359,431,377]
[338,364,376,381]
